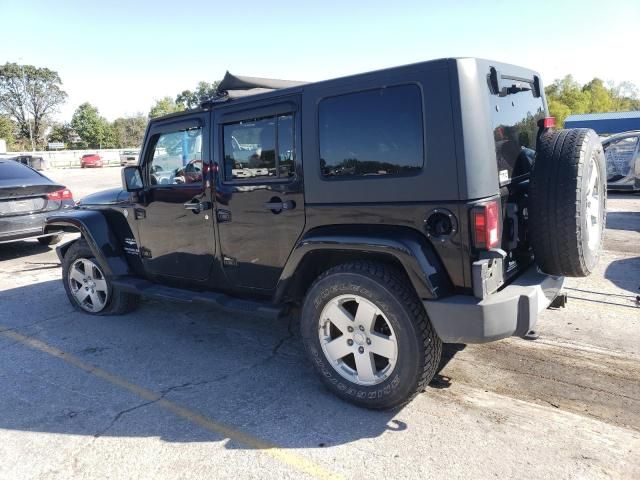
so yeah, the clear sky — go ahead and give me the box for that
[1,0,639,121]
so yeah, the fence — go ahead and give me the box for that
[2,149,126,169]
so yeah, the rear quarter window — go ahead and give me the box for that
[318,84,424,179]
[0,160,42,180]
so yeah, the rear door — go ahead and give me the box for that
[213,97,305,291]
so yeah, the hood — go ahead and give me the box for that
[77,187,128,206]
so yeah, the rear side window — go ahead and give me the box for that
[319,84,424,178]
[0,160,42,180]
[223,114,295,181]
[604,135,638,180]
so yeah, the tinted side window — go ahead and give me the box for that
[223,114,295,181]
[319,85,424,178]
[149,127,202,186]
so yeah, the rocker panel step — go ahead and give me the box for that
[111,277,282,318]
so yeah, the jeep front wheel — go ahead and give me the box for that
[300,261,442,409]
[62,239,139,315]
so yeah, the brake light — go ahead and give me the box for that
[47,188,73,201]
[538,116,555,129]
[472,201,500,249]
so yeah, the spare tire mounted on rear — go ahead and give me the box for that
[529,128,606,277]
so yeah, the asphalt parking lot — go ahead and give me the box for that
[1,167,639,479]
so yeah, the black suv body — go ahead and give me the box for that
[46,58,606,408]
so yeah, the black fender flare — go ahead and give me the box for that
[274,226,453,303]
[44,209,130,276]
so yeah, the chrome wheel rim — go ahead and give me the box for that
[585,154,602,252]
[68,258,109,313]
[318,294,398,386]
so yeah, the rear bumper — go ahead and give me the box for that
[423,265,564,343]
[0,227,59,244]
[0,201,74,244]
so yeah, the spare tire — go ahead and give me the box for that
[529,128,606,277]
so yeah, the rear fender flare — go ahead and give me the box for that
[44,209,130,276]
[275,226,453,303]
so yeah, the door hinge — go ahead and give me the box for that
[217,209,232,223]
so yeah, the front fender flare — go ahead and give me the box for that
[275,227,452,303]
[45,209,130,276]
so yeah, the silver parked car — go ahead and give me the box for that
[602,131,640,191]
[119,149,140,166]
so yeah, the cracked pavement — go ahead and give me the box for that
[0,168,638,479]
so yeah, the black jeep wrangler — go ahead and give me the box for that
[46,58,606,409]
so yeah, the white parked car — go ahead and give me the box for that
[119,150,140,166]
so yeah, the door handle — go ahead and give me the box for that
[263,199,296,212]
[184,200,212,213]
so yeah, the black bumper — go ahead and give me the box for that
[423,265,564,343]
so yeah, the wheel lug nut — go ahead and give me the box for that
[347,339,354,346]
[347,326,354,332]
[358,346,364,354]
[366,338,371,345]
[359,325,364,331]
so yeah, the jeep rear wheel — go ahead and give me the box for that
[300,261,442,409]
[529,128,607,277]
[62,239,140,315]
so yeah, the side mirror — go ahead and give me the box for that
[122,166,143,192]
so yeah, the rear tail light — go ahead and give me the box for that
[472,200,500,249]
[537,116,555,129]
[47,188,73,201]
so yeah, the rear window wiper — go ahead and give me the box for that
[489,67,540,98]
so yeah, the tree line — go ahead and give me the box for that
[1,61,640,151]
[0,61,220,151]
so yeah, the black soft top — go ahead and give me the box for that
[216,72,307,99]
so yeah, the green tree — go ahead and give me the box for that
[582,78,613,113]
[545,75,591,126]
[148,97,181,118]
[608,81,640,111]
[546,75,640,127]
[47,122,77,148]
[175,81,220,109]
[112,115,147,148]
[0,62,67,149]
[0,115,15,149]
[71,102,112,148]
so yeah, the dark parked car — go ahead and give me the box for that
[45,59,606,409]
[15,154,47,171]
[80,153,103,168]
[602,130,640,191]
[0,159,74,245]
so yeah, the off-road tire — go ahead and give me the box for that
[300,261,442,409]
[38,234,63,246]
[62,238,140,315]
[529,128,606,277]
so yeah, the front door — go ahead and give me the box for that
[213,98,305,291]
[135,113,215,281]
